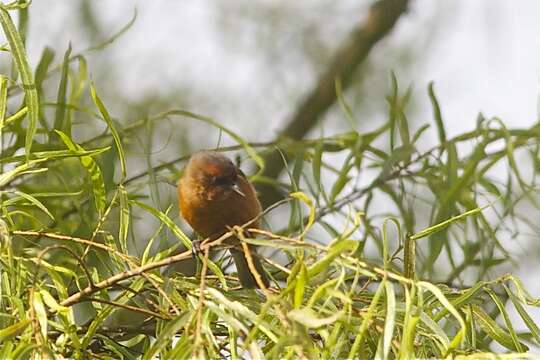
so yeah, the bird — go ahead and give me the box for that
[178,151,269,288]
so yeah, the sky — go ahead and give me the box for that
[25,0,540,140]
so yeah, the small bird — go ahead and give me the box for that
[178,151,269,288]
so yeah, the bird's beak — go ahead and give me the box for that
[231,182,245,197]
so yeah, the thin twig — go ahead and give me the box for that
[14,230,134,263]
[85,297,170,320]
[195,246,210,349]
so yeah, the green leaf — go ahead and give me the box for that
[55,130,106,215]
[0,319,30,342]
[32,291,48,341]
[0,75,7,130]
[118,184,130,253]
[131,200,191,249]
[417,281,465,355]
[428,82,446,148]
[294,263,308,308]
[8,190,55,220]
[3,106,27,126]
[383,281,396,359]
[34,46,55,90]
[411,204,489,241]
[485,288,526,352]
[504,284,540,345]
[0,158,47,188]
[287,308,343,329]
[349,280,386,359]
[90,83,126,181]
[471,305,524,351]
[142,313,190,360]
[329,154,353,205]
[308,239,357,277]
[53,43,72,136]
[428,136,489,267]
[0,7,39,159]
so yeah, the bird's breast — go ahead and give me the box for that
[179,178,261,239]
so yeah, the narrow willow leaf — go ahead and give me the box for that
[447,140,458,185]
[388,71,399,150]
[291,152,303,192]
[34,46,55,90]
[290,191,315,238]
[335,77,356,129]
[90,83,126,180]
[308,239,357,277]
[228,326,238,360]
[10,190,54,220]
[0,75,7,130]
[81,305,117,350]
[411,123,430,144]
[411,204,488,241]
[84,9,138,52]
[32,291,48,341]
[0,8,39,159]
[382,217,401,267]
[485,288,525,352]
[434,281,487,322]
[1,147,110,164]
[131,200,191,249]
[399,285,418,360]
[312,141,323,195]
[503,284,540,345]
[417,282,465,354]
[55,130,106,214]
[378,143,416,180]
[383,281,396,360]
[428,136,490,266]
[287,308,343,329]
[205,301,249,333]
[53,43,72,136]
[471,305,524,351]
[348,280,386,359]
[3,106,27,126]
[294,263,307,309]
[35,47,54,130]
[329,154,353,205]
[399,315,420,359]
[428,82,446,148]
[0,319,30,342]
[18,190,83,198]
[39,289,69,314]
[118,184,130,254]
[206,288,278,342]
[0,158,47,188]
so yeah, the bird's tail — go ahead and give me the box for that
[231,247,269,289]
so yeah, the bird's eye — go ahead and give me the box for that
[213,176,231,186]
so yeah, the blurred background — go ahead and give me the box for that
[5,0,540,335]
[25,0,540,138]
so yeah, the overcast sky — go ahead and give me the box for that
[25,1,540,140]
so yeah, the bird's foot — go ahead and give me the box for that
[191,240,202,258]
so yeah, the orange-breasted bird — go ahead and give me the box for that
[178,151,269,288]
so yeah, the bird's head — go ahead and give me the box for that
[184,151,245,201]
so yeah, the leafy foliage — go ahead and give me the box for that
[1,2,540,359]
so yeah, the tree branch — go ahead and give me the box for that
[259,0,410,207]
